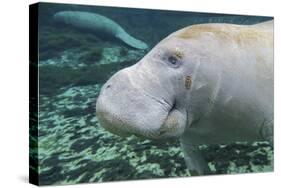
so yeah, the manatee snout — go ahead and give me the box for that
[96,67,187,139]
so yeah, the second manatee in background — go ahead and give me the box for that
[53,11,148,50]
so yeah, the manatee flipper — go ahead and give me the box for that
[115,29,148,50]
[180,140,210,175]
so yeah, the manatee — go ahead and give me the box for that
[53,11,148,49]
[96,20,273,175]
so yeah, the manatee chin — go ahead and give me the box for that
[96,69,186,140]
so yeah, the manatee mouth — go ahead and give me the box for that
[96,88,175,139]
[133,97,175,138]
[96,107,132,137]
[141,91,174,113]
[97,93,186,140]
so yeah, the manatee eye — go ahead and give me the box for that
[168,56,177,64]
[167,55,181,68]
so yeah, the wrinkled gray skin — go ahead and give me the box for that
[53,11,148,49]
[96,20,273,175]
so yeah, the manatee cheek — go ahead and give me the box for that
[158,108,187,138]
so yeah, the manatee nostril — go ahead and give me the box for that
[105,84,111,89]
[102,84,112,94]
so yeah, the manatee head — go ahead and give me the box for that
[96,26,210,140]
[53,11,70,23]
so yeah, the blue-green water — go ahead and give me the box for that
[31,2,273,185]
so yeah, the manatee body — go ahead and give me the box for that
[53,11,148,49]
[96,20,273,175]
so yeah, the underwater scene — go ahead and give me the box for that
[30,2,273,185]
